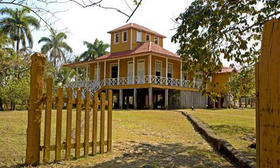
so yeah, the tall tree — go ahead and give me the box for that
[80,39,109,61]
[39,30,73,67]
[225,66,255,108]
[172,0,280,92]
[0,7,40,53]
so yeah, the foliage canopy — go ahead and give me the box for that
[172,0,280,85]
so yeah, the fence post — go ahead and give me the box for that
[100,92,105,154]
[92,92,98,155]
[55,88,63,161]
[255,62,260,168]
[26,53,46,165]
[257,20,280,167]
[75,89,82,159]
[84,91,90,157]
[107,90,113,152]
[43,77,53,163]
[65,88,73,160]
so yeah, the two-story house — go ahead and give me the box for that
[64,23,207,109]
[207,67,239,108]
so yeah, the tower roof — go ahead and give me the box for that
[108,23,166,38]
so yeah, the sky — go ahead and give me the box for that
[30,0,192,59]
[2,0,234,66]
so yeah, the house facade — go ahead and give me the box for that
[64,23,207,109]
[207,67,238,108]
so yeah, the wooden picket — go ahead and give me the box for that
[25,53,113,165]
[65,88,73,160]
[75,89,82,159]
[43,77,52,162]
[84,91,90,157]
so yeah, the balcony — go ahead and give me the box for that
[65,75,202,91]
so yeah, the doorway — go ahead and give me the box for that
[111,64,118,79]
[137,60,145,84]
[127,61,133,84]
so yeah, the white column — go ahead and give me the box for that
[133,88,137,109]
[118,58,120,85]
[133,56,135,84]
[149,87,153,109]
[165,89,168,109]
[130,29,133,50]
[148,54,152,83]
[166,58,168,85]
[97,62,100,80]
[86,65,89,81]
[76,67,78,81]
[119,89,123,109]
[104,61,106,79]
[180,60,183,87]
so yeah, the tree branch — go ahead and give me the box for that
[126,0,142,22]
[0,1,53,30]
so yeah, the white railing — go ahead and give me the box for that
[65,75,201,91]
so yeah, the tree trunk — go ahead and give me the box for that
[16,28,20,55]
[16,39,20,54]
[10,102,16,111]
[0,98,3,111]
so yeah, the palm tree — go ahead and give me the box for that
[39,30,73,67]
[80,39,109,61]
[55,67,77,86]
[0,7,40,53]
[0,29,14,57]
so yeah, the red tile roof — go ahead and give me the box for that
[217,67,239,74]
[108,23,166,38]
[64,42,180,67]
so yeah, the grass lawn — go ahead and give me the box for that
[187,108,256,161]
[0,110,234,168]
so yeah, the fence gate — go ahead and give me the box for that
[256,20,280,168]
[25,53,113,165]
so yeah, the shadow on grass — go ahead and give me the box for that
[209,124,256,162]
[92,142,234,168]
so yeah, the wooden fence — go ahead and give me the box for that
[25,53,113,165]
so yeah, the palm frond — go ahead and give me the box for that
[22,16,40,29]
[57,32,67,40]
[0,8,16,18]
[38,37,52,43]
[60,42,73,53]
[23,27,33,48]
[41,43,52,54]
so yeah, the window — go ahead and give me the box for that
[122,31,127,42]
[155,61,162,77]
[154,37,158,44]
[136,31,142,42]
[184,74,188,80]
[114,32,119,44]
[94,64,100,80]
[168,63,173,78]
[111,64,118,78]
[146,34,150,41]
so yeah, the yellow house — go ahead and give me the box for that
[64,23,207,109]
[208,67,238,108]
